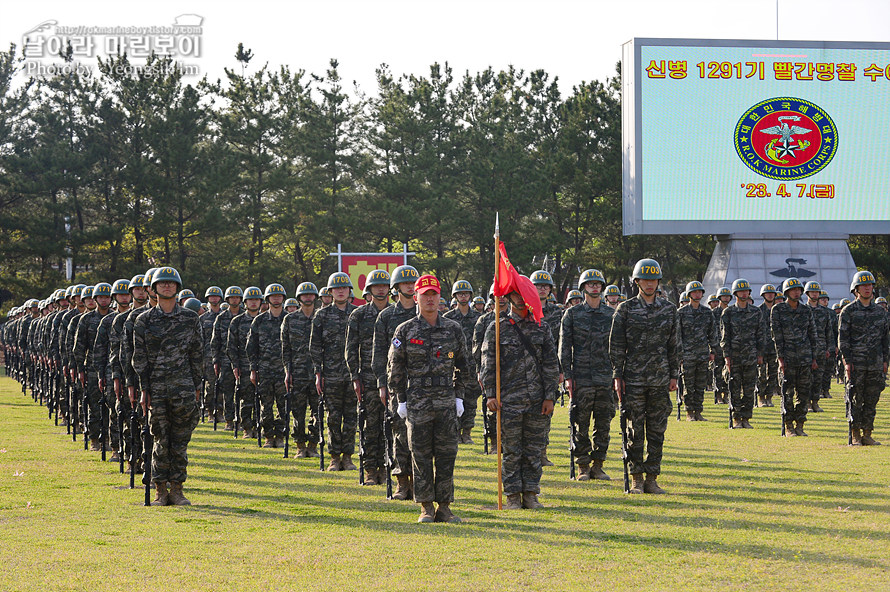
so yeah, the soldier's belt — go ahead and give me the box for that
[409,375,453,388]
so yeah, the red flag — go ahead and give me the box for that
[494,241,543,323]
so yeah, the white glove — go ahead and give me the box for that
[397,402,408,419]
[456,398,464,417]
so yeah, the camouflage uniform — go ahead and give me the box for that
[372,301,417,476]
[310,302,358,457]
[758,302,779,404]
[559,300,615,465]
[822,307,838,397]
[770,302,818,426]
[117,304,149,459]
[93,312,122,452]
[346,302,384,474]
[281,309,319,448]
[110,307,141,465]
[677,303,717,415]
[443,306,482,432]
[806,302,832,405]
[247,310,287,440]
[73,309,109,443]
[838,300,889,432]
[720,304,764,421]
[227,311,259,433]
[387,313,468,504]
[200,309,221,419]
[210,308,237,425]
[711,306,728,400]
[609,295,680,476]
[132,305,203,485]
[484,312,557,495]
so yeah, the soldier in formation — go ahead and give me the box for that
[560,269,615,480]
[677,281,716,421]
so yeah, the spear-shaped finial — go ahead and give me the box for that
[494,212,500,239]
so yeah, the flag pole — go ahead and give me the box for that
[494,213,503,510]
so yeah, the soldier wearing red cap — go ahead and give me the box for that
[387,275,469,523]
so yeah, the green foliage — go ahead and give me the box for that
[2,46,884,311]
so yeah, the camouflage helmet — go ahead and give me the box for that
[296,282,319,297]
[876,296,887,305]
[803,280,822,293]
[450,298,457,308]
[818,290,829,300]
[707,293,718,304]
[284,298,299,308]
[205,286,224,299]
[129,275,145,290]
[81,286,95,300]
[530,270,555,287]
[319,287,331,297]
[52,288,66,301]
[840,297,851,307]
[775,292,786,301]
[604,284,621,297]
[451,279,473,294]
[850,270,876,294]
[264,283,287,300]
[831,302,841,310]
[488,283,495,299]
[731,278,751,294]
[25,298,39,309]
[685,281,704,294]
[72,284,86,298]
[111,279,130,296]
[366,269,392,288]
[781,277,803,294]
[631,259,662,280]
[717,287,732,298]
[243,286,263,301]
[578,269,606,289]
[152,267,183,290]
[64,285,75,299]
[439,297,448,305]
[183,298,202,314]
[759,283,777,296]
[390,265,419,287]
[566,289,582,303]
[472,296,485,306]
[177,289,196,301]
[224,286,243,300]
[547,293,557,304]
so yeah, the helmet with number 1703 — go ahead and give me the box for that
[632,259,662,280]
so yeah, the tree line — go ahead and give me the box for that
[0,43,883,311]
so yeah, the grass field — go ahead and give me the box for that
[1,375,889,591]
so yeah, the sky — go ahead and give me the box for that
[3,0,890,95]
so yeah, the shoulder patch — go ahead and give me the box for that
[392,338,401,348]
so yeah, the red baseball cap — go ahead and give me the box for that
[414,274,441,295]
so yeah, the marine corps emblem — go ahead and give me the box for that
[734,97,837,181]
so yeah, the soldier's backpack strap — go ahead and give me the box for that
[508,318,546,389]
